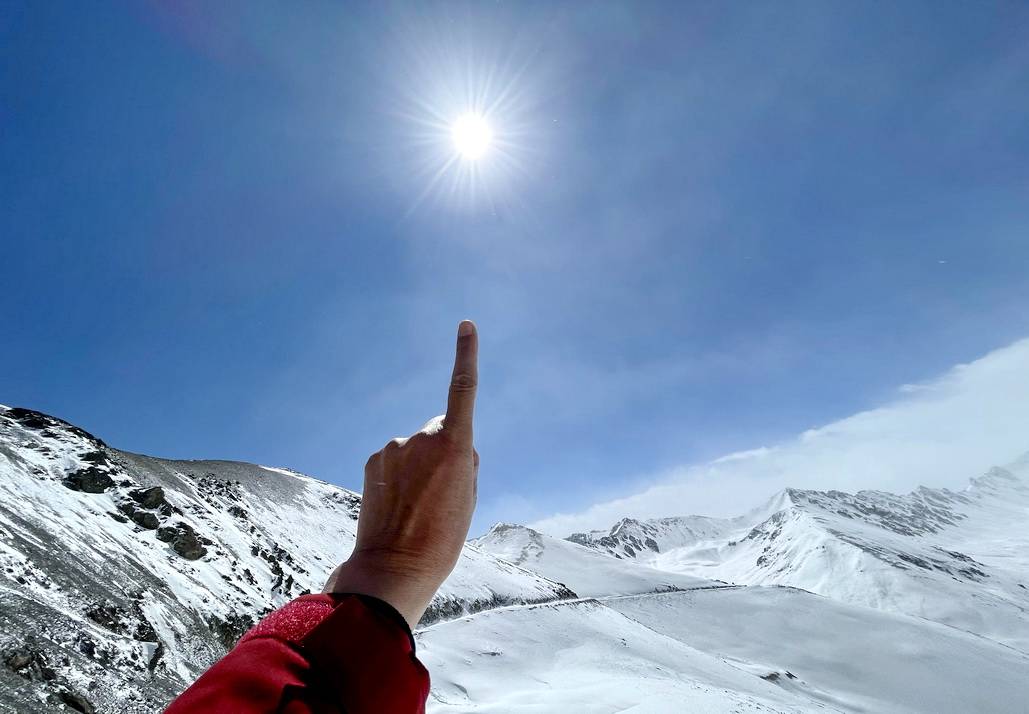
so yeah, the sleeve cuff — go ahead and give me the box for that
[300,593,430,712]
[331,593,419,654]
[238,593,415,651]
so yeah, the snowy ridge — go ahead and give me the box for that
[567,514,736,560]
[470,523,713,598]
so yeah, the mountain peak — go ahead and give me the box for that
[483,521,537,538]
[968,465,1027,494]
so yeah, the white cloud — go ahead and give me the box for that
[529,337,1029,536]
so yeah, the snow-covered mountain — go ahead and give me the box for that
[2,404,1028,713]
[564,466,1029,652]
[470,523,714,597]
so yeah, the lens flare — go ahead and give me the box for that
[384,12,549,214]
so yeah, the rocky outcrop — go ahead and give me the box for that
[62,467,114,493]
[157,523,209,560]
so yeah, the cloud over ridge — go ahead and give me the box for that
[531,337,1029,536]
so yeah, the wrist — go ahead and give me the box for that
[324,554,438,628]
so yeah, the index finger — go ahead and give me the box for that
[445,320,478,439]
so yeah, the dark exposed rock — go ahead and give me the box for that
[62,467,114,493]
[323,489,362,519]
[3,648,33,672]
[85,602,127,634]
[75,635,96,658]
[156,525,177,542]
[6,407,52,430]
[56,688,96,714]
[130,486,167,509]
[2,645,57,682]
[131,510,160,530]
[133,615,158,642]
[5,406,106,446]
[84,601,158,643]
[79,450,110,467]
[174,534,207,561]
[160,523,209,560]
[568,517,676,559]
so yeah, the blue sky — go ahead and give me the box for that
[3,1,1029,534]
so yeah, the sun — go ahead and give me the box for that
[390,25,541,212]
[451,113,493,160]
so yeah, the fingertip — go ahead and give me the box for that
[458,320,476,337]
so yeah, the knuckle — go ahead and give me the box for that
[450,373,477,391]
[407,431,429,446]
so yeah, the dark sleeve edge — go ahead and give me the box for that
[327,592,418,653]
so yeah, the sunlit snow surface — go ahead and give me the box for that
[420,588,1029,714]
[1,404,1028,713]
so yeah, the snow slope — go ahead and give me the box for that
[418,586,1029,714]
[609,587,1029,714]
[419,597,823,714]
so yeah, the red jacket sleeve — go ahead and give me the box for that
[164,593,430,714]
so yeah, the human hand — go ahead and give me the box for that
[323,320,479,628]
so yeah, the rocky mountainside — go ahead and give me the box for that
[0,406,573,713]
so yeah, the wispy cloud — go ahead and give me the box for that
[530,337,1029,536]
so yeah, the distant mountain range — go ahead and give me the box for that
[558,464,1029,652]
[2,404,1027,713]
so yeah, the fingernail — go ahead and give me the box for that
[458,320,475,336]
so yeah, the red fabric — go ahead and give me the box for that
[164,594,430,714]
